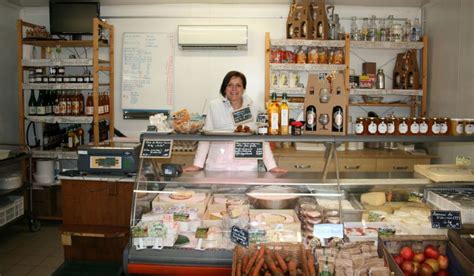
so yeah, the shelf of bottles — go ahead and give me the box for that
[22,58,109,67]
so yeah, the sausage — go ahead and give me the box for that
[288,259,297,276]
[274,252,288,273]
[264,255,283,276]
[251,257,265,276]
[245,250,259,275]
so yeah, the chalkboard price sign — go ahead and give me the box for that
[431,210,462,229]
[232,106,253,125]
[231,225,249,247]
[140,139,173,158]
[234,141,263,159]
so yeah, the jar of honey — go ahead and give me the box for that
[418,117,428,135]
[355,117,366,135]
[409,117,420,135]
[367,117,378,135]
[464,119,474,135]
[440,117,450,135]
[377,117,388,135]
[397,117,409,135]
[430,117,440,135]
[386,117,396,135]
[450,119,464,136]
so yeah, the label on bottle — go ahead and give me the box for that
[387,122,395,134]
[28,106,37,115]
[440,123,448,134]
[368,122,377,134]
[53,105,60,115]
[431,123,440,134]
[355,123,364,134]
[270,112,279,131]
[456,123,464,135]
[378,122,387,134]
[334,112,343,127]
[419,122,428,134]
[307,111,315,126]
[72,101,80,115]
[105,104,109,114]
[99,105,104,115]
[36,106,46,115]
[410,122,420,134]
[86,106,94,116]
[59,102,67,115]
[465,124,474,135]
[281,109,288,126]
[68,136,73,149]
[399,122,408,134]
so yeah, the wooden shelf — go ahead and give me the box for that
[271,39,345,47]
[270,63,346,71]
[23,83,93,90]
[349,103,420,107]
[37,215,62,221]
[351,41,424,50]
[350,89,423,96]
[22,39,109,48]
[25,114,110,124]
[22,58,109,67]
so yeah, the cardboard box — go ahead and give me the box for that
[447,226,474,275]
[362,62,376,75]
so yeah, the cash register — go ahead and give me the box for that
[77,142,141,175]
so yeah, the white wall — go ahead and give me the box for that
[21,3,420,137]
[424,0,474,165]
[0,1,20,143]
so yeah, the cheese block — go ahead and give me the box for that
[361,192,386,207]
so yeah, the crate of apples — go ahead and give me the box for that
[393,244,449,275]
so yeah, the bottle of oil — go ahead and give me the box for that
[279,93,289,135]
[267,92,280,135]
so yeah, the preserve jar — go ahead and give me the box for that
[430,117,440,135]
[464,119,474,135]
[367,117,378,135]
[377,118,388,135]
[397,117,409,135]
[355,117,366,135]
[419,117,429,135]
[386,117,396,135]
[440,117,450,135]
[409,117,420,135]
[450,119,464,136]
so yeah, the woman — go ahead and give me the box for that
[184,71,287,173]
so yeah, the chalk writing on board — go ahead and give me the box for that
[431,210,462,229]
[234,141,263,159]
[140,139,173,158]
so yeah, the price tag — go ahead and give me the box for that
[232,106,253,125]
[234,141,263,159]
[313,224,344,240]
[140,139,173,158]
[431,210,462,229]
[230,225,249,247]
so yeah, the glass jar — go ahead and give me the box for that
[367,117,378,135]
[57,67,65,75]
[397,117,409,135]
[419,117,429,135]
[317,48,328,64]
[393,24,403,42]
[450,119,464,136]
[377,117,388,135]
[34,68,43,74]
[429,117,439,135]
[409,117,420,135]
[440,117,450,135]
[387,117,396,135]
[42,76,49,83]
[464,119,474,135]
[355,117,366,135]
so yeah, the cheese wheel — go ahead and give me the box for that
[361,192,386,207]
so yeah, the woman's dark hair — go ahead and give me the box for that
[220,71,247,97]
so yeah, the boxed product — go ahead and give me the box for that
[249,209,302,243]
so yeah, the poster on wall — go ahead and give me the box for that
[121,32,175,113]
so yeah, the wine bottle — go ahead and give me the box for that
[280,93,289,135]
[332,105,343,132]
[305,105,317,131]
[28,90,37,115]
[36,90,46,116]
[85,92,94,116]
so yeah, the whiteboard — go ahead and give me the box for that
[121,32,175,111]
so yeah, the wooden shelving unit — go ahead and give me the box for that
[17,18,115,146]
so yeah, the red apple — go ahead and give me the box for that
[438,255,449,270]
[414,252,426,263]
[437,269,449,276]
[420,263,434,275]
[425,258,440,273]
[401,260,414,273]
[424,245,440,259]
[412,261,421,274]
[394,255,404,266]
[400,246,415,261]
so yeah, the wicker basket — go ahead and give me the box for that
[232,243,317,276]
[378,235,448,276]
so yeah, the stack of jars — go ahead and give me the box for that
[270,47,345,65]
[352,117,473,136]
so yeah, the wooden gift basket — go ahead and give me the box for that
[286,0,315,39]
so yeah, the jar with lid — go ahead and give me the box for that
[450,119,464,136]
[386,117,396,135]
[464,119,474,135]
[393,24,403,42]
[419,117,429,135]
[377,117,388,135]
[355,117,366,135]
[439,117,450,135]
[430,117,440,135]
[42,76,49,83]
[409,117,420,135]
[397,117,409,135]
[367,117,378,135]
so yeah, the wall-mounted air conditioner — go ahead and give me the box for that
[178,25,248,50]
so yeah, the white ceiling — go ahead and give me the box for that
[7,0,428,8]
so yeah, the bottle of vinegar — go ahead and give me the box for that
[280,93,289,135]
[268,92,280,135]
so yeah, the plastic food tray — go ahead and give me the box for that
[426,188,474,224]
[0,196,24,227]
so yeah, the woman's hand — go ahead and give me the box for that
[183,165,203,172]
[269,167,288,174]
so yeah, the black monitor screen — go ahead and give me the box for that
[49,1,100,35]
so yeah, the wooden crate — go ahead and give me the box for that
[232,243,317,276]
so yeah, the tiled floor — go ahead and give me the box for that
[0,220,63,276]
